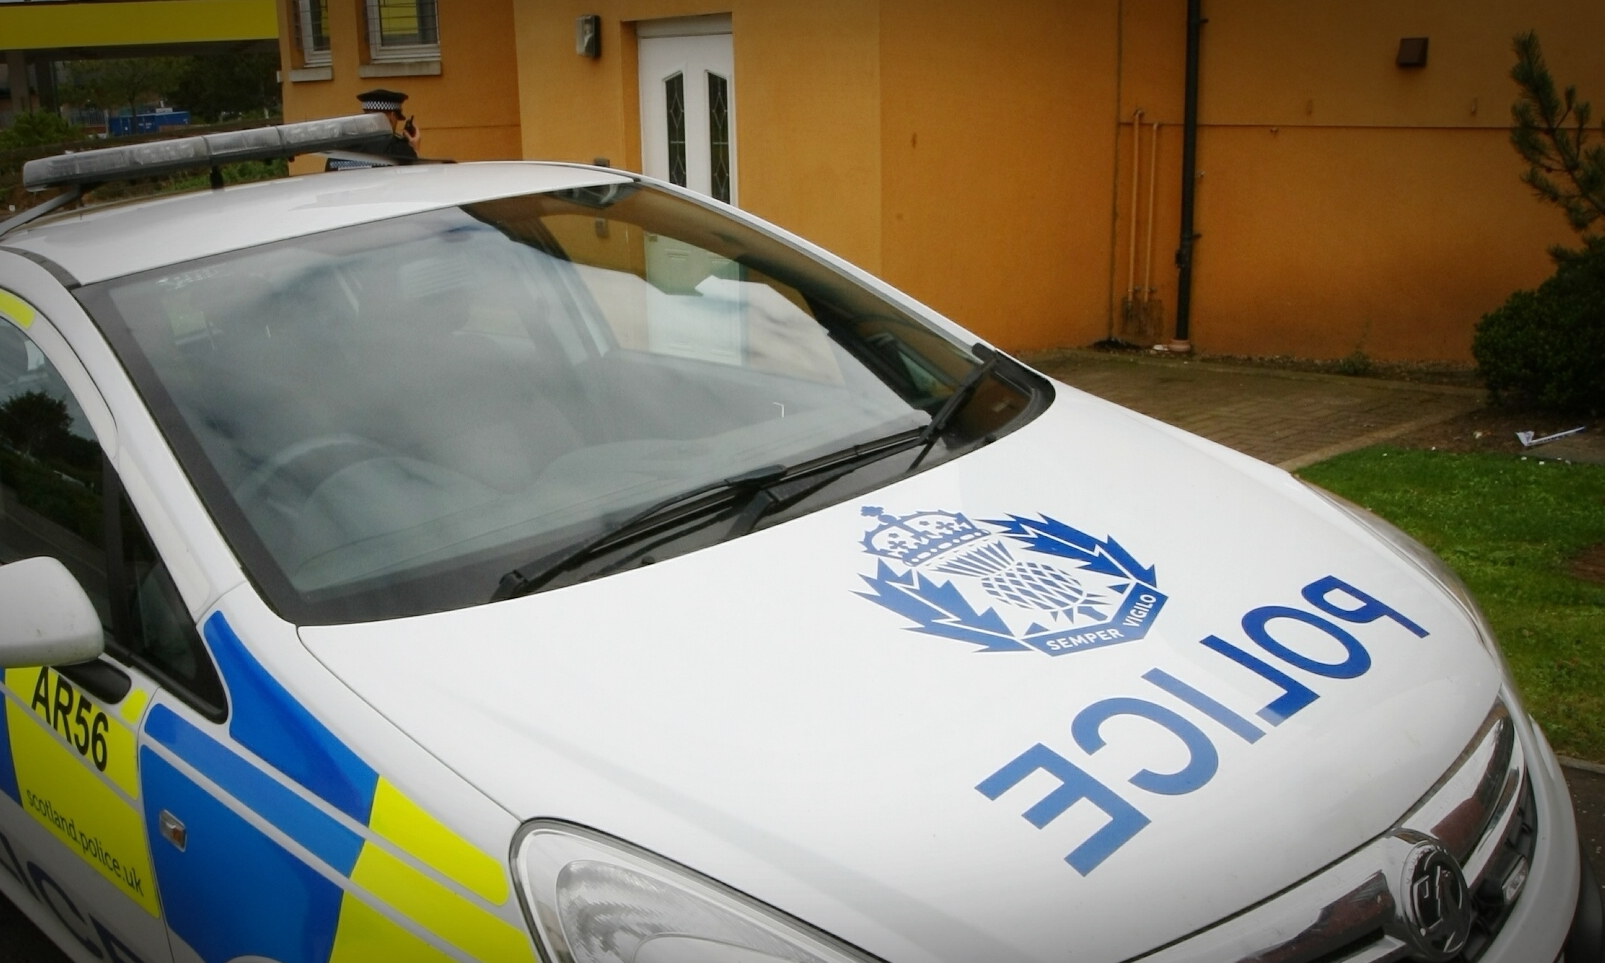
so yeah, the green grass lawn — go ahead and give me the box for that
[1299,447,1605,763]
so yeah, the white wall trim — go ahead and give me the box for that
[635,13,732,39]
[358,60,443,78]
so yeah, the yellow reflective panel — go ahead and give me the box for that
[330,889,456,963]
[120,688,152,727]
[5,698,159,915]
[350,844,536,963]
[368,776,509,904]
[0,289,36,329]
[7,667,140,796]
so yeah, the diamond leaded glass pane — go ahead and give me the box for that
[665,72,687,188]
[708,72,731,203]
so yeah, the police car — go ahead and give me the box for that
[0,115,1598,963]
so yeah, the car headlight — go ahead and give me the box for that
[1302,481,1506,664]
[513,822,882,963]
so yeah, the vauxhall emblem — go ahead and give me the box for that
[856,507,1166,656]
[1396,836,1474,961]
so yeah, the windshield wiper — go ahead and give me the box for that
[491,353,1003,604]
[909,346,998,470]
[492,463,785,601]
[720,427,928,541]
[493,427,934,601]
[581,428,930,583]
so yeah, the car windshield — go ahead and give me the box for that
[79,182,1040,623]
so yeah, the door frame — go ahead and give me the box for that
[635,14,736,206]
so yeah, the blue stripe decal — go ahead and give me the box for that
[0,696,18,804]
[203,613,379,823]
[145,704,364,875]
[142,747,343,963]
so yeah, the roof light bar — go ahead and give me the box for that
[22,114,394,192]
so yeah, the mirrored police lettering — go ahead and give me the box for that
[0,829,147,963]
[977,576,1429,874]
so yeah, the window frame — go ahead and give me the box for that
[707,71,732,204]
[363,0,441,64]
[293,0,333,68]
[103,466,228,722]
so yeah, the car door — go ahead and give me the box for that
[0,301,200,963]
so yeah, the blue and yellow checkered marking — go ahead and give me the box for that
[142,745,345,963]
[145,706,363,875]
[0,691,19,805]
[1,666,159,915]
[142,614,534,963]
[204,614,378,824]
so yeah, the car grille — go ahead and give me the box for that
[1459,780,1538,961]
[1132,697,1533,963]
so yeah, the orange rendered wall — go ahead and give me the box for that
[1113,0,1605,360]
[513,0,1118,351]
[489,0,1603,360]
[1187,127,1569,361]
[278,0,522,174]
[877,0,1120,352]
[512,0,884,273]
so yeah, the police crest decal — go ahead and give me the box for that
[857,507,1166,656]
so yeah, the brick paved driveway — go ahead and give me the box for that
[1030,349,1484,470]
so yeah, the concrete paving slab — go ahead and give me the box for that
[1027,349,1485,471]
[1569,766,1605,915]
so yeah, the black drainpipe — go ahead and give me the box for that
[1173,0,1204,347]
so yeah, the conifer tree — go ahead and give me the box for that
[1473,32,1605,413]
[1510,32,1605,246]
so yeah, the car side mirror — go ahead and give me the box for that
[0,557,105,668]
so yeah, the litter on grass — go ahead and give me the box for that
[1516,427,1586,448]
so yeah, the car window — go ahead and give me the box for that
[0,316,224,718]
[541,213,845,385]
[0,319,113,638]
[112,487,226,720]
[80,186,1041,624]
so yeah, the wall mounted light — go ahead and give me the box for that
[576,15,601,58]
[1396,37,1428,68]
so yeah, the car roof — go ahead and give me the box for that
[0,162,633,285]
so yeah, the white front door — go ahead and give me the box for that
[638,23,742,364]
[639,27,736,205]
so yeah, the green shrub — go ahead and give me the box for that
[1473,240,1605,413]
[166,157,289,192]
[0,111,84,150]
[1335,350,1374,377]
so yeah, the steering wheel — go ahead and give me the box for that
[232,434,395,513]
